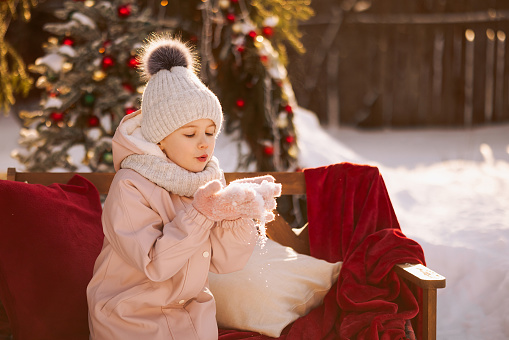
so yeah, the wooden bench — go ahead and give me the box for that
[6,167,446,340]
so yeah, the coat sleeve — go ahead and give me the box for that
[208,218,258,274]
[102,177,215,282]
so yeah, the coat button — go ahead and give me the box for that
[202,251,210,258]
[178,299,186,305]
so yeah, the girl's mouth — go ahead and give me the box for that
[197,155,208,162]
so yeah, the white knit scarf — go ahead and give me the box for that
[121,154,223,197]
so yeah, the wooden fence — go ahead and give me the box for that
[287,0,509,127]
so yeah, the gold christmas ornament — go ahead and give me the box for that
[10,150,20,158]
[35,76,49,89]
[276,113,288,128]
[232,22,242,33]
[62,62,73,73]
[57,85,71,95]
[28,64,47,74]
[19,110,43,120]
[288,145,298,158]
[48,37,59,45]
[93,70,107,81]
[219,0,230,9]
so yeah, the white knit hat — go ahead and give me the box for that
[138,35,223,143]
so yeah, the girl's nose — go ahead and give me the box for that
[198,136,208,149]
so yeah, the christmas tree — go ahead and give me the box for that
[0,0,37,114]
[15,0,313,172]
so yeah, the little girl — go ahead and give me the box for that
[87,34,281,340]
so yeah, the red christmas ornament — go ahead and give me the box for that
[122,83,134,93]
[235,98,245,108]
[50,112,64,122]
[248,30,258,40]
[285,135,295,144]
[260,55,268,64]
[262,26,274,38]
[127,56,139,68]
[117,4,131,18]
[236,45,245,53]
[102,55,115,69]
[226,13,236,23]
[88,115,100,127]
[125,107,137,115]
[48,91,59,98]
[61,37,75,46]
[263,145,274,156]
[284,104,293,114]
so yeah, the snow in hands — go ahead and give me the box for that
[193,175,282,238]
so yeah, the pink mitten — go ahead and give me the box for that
[192,180,267,222]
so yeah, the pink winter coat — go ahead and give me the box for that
[87,111,258,340]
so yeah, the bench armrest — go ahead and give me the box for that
[394,263,446,289]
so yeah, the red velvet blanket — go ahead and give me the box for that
[219,163,425,339]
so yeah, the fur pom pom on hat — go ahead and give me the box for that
[138,34,223,143]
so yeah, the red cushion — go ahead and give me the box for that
[0,299,10,337]
[0,175,104,340]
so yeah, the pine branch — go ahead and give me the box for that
[0,0,38,115]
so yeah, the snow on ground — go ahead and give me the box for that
[0,114,24,178]
[2,107,509,339]
[293,108,509,340]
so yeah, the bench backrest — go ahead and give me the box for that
[6,168,310,254]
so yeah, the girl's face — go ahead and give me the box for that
[158,119,217,173]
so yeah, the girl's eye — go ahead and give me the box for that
[206,133,214,136]
[185,134,195,138]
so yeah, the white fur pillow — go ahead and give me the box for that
[208,238,342,337]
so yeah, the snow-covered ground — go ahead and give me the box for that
[291,109,509,340]
[2,108,509,339]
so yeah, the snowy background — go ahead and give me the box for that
[2,107,509,339]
